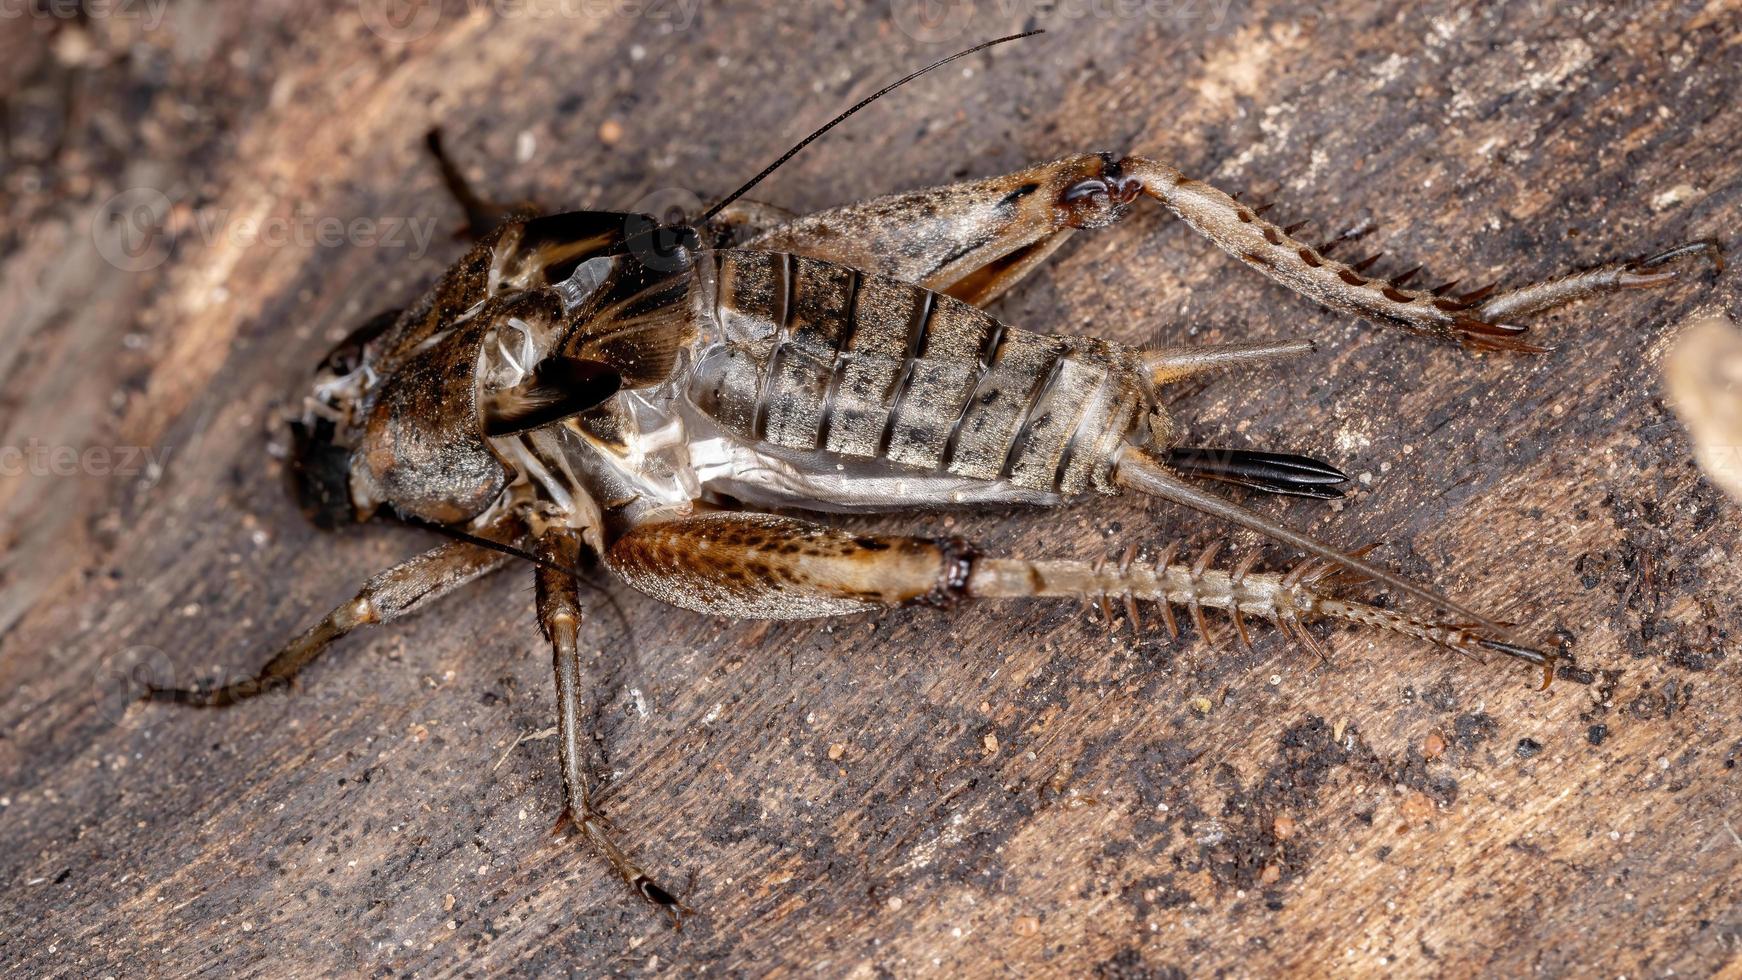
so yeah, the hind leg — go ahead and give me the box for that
[748,152,1719,348]
[603,512,1553,679]
[1116,157,1721,351]
[734,155,1343,413]
[739,153,1140,306]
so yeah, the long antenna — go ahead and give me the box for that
[697,30,1043,225]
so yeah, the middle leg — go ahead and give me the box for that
[536,527,689,924]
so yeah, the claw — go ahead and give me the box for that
[1458,331,1554,355]
[634,876,694,928]
[1633,238,1724,275]
[1454,318,1529,337]
[1470,637,1571,691]
[1457,281,1501,305]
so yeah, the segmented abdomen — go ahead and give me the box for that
[687,249,1147,496]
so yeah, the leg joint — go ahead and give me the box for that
[911,536,978,609]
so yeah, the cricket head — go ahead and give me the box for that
[286,308,401,529]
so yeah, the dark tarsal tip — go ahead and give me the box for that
[1456,318,1528,336]
[1634,238,1724,275]
[639,878,680,908]
[1476,638,1550,666]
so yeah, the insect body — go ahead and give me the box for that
[148,56,1722,922]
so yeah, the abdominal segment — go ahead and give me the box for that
[686,249,1151,504]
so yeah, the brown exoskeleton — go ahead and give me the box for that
[147,36,1723,922]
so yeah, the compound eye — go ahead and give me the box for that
[325,344,364,376]
[318,308,401,375]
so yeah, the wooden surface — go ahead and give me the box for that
[3,2,1741,975]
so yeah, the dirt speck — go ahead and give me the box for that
[1454,712,1499,751]
[1423,732,1447,760]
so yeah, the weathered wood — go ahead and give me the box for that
[3,2,1739,975]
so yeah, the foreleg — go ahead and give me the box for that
[147,538,508,706]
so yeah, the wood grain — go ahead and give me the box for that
[3,1,1739,975]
